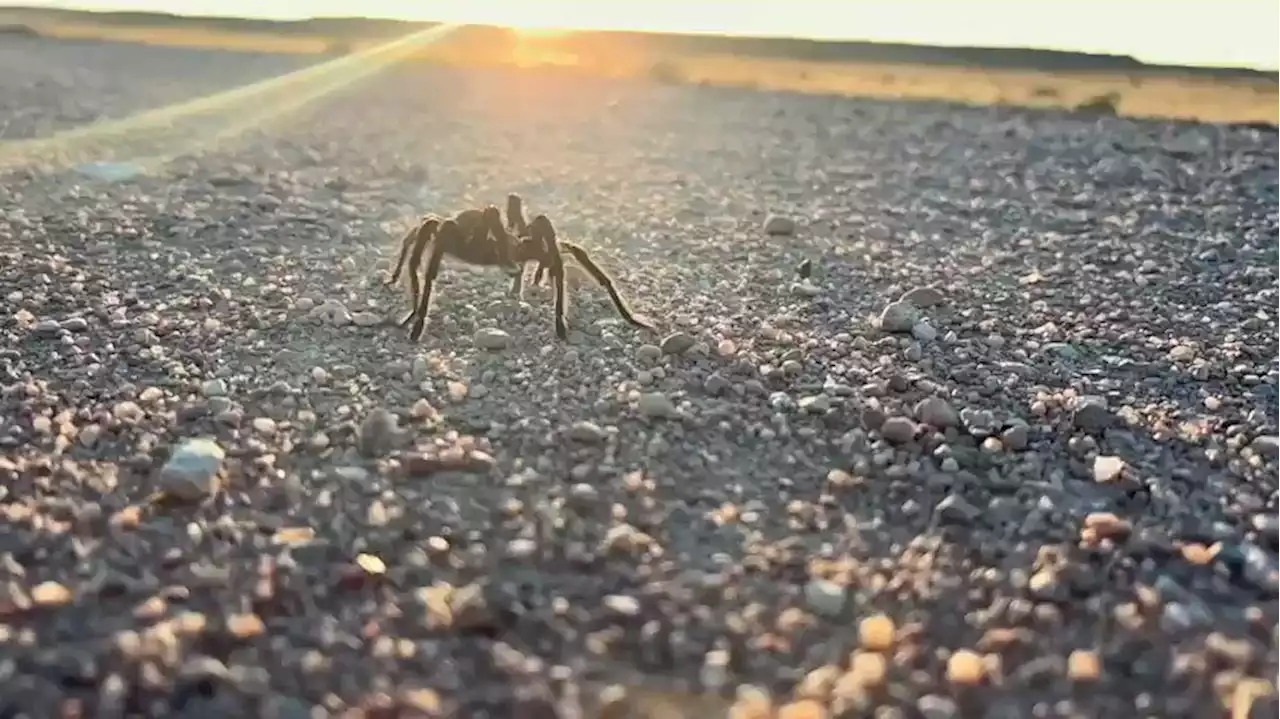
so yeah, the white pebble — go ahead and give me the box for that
[474,328,512,350]
[763,214,797,236]
[1093,455,1125,483]
[603,594,641,616]
[637,392,679,419]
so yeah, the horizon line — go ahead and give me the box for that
[8,3,1279,73]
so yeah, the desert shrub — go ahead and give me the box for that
[0,23,41,38]
[648,59,685,85]
[1032,85,1059,98]
[1075,91,1121,115]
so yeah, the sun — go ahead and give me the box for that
[510,27,573,38]
[408,0,610,36]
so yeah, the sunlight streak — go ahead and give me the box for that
[0,22,462,173]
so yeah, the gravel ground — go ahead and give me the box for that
[0,36,1277,718]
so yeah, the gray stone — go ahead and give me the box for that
[659,332,696,355]
[32,319,62,336]
[915,396,959,429]
[1071,395,1116,433]
[900,285,946,308]
[878,301,918,333]
[763,214,796,236]
[359,408,398,457]
[568,421,609,443]
[159,439,225,501]
[880,415,918,444]
[474,328,511,350]
[1250,435,1279,459]
[803,578,846,617]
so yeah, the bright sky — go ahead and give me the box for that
[30,0,1280,70]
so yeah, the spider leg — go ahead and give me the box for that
[386,216,430,286]
[398,218,439,328]
[531,215,569,340]
[408,221,455,342]
[560,241,655,331]
[505,193,528,237]
[508,263,528,299]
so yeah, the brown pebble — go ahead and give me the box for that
[795,665,841,700]
[109,505,143,530]
[31,581,73,607]
[946,649,986,685]
[859,614,896,651]
[728,685,773,719]
[1180,542,1220,565]
[398,688,442,712]
[1067,649,1102,681]
[777,698,827,719]
[172,611,207,636]
[847,651,888,687]
[132,596,167,621]
[1228,678,1274,719]
[402,447,494,476]
[1081,512,1132,544]
[978,627,1034,651]
[272,527,316,545]
[227,612,266,639]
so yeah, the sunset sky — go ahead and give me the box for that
[25,0,1280,70]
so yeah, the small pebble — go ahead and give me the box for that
[637,392,679,419]
[568,421,609,443]
[159,438,225,501]
[763,214,796,236]
[660,331,696,355]
[474,328,511,350]
[1092,455,1125,483]
[878,301,918,333]
[946,649,985,685]
[859,614,895,651]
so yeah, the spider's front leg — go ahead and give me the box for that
[397,219,440,328]
[407,221,455,341]
[530,214,569,340]
[386,215,431,287]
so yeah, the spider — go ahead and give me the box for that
[385,194,655,342]
[386,203,517,321]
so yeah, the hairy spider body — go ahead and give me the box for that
[386,205,518,325]
[387,197,654,342]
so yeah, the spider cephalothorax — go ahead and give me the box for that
[385,194,654,342]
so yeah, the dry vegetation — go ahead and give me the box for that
[11,13,1277,126]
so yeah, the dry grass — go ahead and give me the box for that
[34,21,333,55]
[659,53,1278,125]
[22,19,1280,126]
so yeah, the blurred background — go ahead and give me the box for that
[3,0,1277,125]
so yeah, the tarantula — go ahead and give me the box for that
[384,194,654,342]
